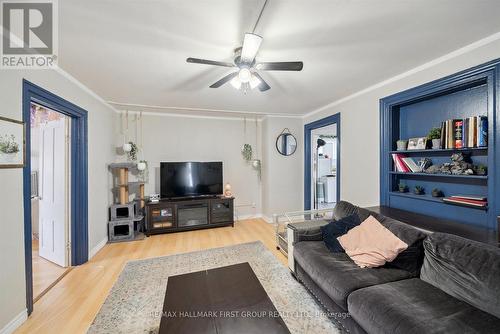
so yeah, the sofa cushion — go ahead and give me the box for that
[293,241,413,310]
[333,201,427,274]
[421,232,500,318]
[321,214,361,253]
[338,216,408,268]
[348,278,500,334]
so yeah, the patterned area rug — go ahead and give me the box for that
[88,241,341,334]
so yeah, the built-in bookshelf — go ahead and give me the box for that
[380,59,500,234]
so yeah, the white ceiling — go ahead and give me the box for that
[59,0,500,116]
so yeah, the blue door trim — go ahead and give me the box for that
[304,113,341,210]
[22,79,88,315]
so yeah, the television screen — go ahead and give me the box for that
[160,161,223,198]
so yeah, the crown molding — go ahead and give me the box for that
[107,101,303,119]
[303,30,500,119]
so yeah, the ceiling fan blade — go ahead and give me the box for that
[186,57,235,68]
[256,61,303,71]
[253,72,270,91]
[209,72,239,88]
[240,33,263,64]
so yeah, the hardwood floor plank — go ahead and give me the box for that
[15,219,286,334]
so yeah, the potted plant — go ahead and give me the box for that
[398,182,408,193]
[431,188,444,197]
[126,141,138,161]
[427,127,442,149]
[396,140,408,151]
[241,144,253,162]
[474,164,487,176]
[0,134,20,162]
[137,160,147,171]
[414,185,425,195]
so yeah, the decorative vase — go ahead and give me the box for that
[224,183,232,197]
[396,140,408,151]
[122,143,132,153]
[432,139,441,150]
[137,161,147,171]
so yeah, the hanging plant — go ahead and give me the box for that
[252,159,261,179]
[127,141,138,161]
[242,143,253,162]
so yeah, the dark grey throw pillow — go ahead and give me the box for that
[321,214,361,253]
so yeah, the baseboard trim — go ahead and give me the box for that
[235,213,263,221]
[0,309,27,334]
[261,215,273,224]
[89,237,108,259]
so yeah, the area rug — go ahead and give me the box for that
[88,241,341,334]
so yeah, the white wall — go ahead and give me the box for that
[0,69,116,331]
[304,37,500,207]
[261,117,303,220]
[121,113,263,219]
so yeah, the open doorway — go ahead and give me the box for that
[304,113,340,211]
[30,104,72,301]
[23,80,89,315]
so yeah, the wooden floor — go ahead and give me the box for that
[16,219,286,334]
[32,239,71,301]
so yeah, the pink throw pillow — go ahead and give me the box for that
[337,215,408,268]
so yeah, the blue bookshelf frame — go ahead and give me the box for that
[380,59,500,232]
[22,80,88,315]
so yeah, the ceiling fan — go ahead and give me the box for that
[186,0,303,92]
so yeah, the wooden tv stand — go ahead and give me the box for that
[145,196,234,236]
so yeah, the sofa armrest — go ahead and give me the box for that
[287,220,329,273]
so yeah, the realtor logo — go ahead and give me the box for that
[1,0,57,68]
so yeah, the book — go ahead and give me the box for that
[454,119,463,148]
[440,121,446,150]
[478,116,488,147]
[401,157,422,173]
[392,154,410,172]
[462,118,469,148]
[447,119,454,149]
[450,195,487,201]
[443,197,487,207]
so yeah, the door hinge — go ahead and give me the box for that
[66,241,71,250]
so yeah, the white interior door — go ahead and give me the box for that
[38,118,69,267]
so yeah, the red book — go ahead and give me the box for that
[443,197,487,207]
[395,154,410,172]
[454,119,463,148]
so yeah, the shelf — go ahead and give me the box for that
[389,147,488,154]
[389,192,488,211]
[116,181,146,187]
[389,171,488,180]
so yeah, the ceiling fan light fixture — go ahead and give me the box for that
[230,76,242,89]
[249,74,262,89]
[238,68,252,83]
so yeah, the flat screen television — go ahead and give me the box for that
[160,161,223,199]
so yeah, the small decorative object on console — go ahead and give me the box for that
[149,194,160,203]
[224,183,232,197]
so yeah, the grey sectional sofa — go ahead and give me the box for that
[289,201,500,333]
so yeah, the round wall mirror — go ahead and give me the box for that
[276,130,297,156]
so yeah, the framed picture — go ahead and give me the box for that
[408,137,427,150]
[0,116,25,168]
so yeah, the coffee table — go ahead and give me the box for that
[159,262,291,334]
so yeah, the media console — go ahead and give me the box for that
[145,196,234,236]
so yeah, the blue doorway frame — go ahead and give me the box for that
[304,113,341,210]
[22,80,88,315]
